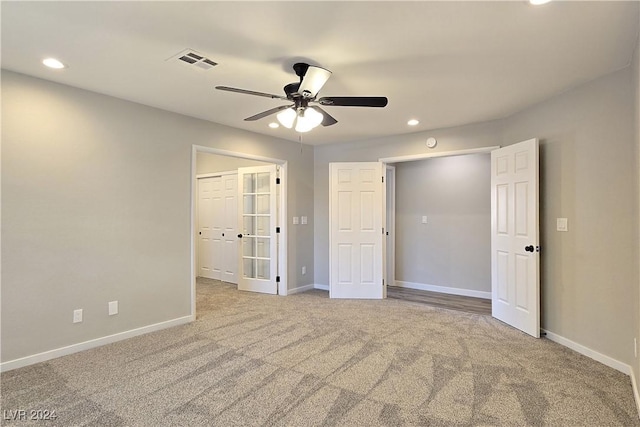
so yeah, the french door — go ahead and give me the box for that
[237,165,279,294]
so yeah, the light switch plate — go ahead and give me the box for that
[301,216,308,225]
[293,216,299,225]
[108,301,118,316]
[421,216,428,224]
[557,218,568,232]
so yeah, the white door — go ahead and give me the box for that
[211,177,224,280]
[197,176,219,279]
[330,162,384,299]
[384,164,396,294]
[221,174,238,284]
[491,138,540,337]
[237,165,278,294]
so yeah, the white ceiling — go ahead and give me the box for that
[2,1,638,146]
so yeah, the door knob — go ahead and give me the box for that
[237,234,243,238]
[525,245,534,252]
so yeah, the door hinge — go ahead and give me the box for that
[382,176,384,183]
[276,227,280,233]
[276,276,280,283]
[276,177,281,184]
[383,279,385,286]
[382,227,385,235]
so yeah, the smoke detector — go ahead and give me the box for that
[168,49,218,71]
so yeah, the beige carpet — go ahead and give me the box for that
[2,278,638,426]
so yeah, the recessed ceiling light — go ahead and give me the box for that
[42,58,65,69]
[529,0,552,5]
[268,122,279,129]
[407,119,419,126]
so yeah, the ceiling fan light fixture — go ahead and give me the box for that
[276,108,297,129]
[294,107,323,133]
[268,122,279,129]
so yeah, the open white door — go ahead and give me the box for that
[330,162,384,299]
[237,164,278,294]
[491,139,540,337]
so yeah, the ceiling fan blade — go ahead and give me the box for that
[244,105,292,121]
[314,107,338,127]
[216,86,287,100]
[297,65,332,99]
[318,96,388,107]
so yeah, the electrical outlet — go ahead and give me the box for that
[302,266,306,275]
[109,301,118,316]
[557,218,568,232]
[73,309,83,324]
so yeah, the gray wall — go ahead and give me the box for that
[196,152,268,175]
[635,22,640,395]
[1,71,314,363]
[395,154,491,292]
[314,120,503,289]
[502,67,637,367]
[315,66,638,369]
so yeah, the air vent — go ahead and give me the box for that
[168,49,218,71]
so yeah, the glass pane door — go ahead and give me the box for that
[242,170,271,279]
[237,165,278,294]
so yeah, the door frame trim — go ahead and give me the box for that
[379,146,500,164]
[196,170,237,179]
[384,164,396,294]
[191,146,288,318]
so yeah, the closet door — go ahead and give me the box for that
[221,173,238,284]
[198,173,238,283]
[197,176,221,279]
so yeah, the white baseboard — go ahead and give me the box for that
[287,284,315,295]
[542,329,630,375]
[314,284,329,291]
[392,280,491,300]
[0,315,194,373]
[631,367,640,419]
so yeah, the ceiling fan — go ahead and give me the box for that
[215,62,388,133]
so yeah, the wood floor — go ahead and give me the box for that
[387,286,491,315]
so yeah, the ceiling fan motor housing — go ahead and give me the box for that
[284,82,300,98]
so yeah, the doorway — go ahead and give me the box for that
[379,141,540,336]
[190,146,289,318]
